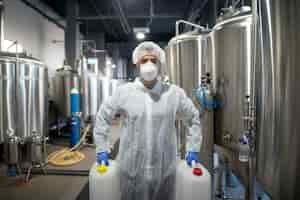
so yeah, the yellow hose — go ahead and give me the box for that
[47,124,91,167]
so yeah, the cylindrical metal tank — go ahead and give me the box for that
[17,58,48,140]
[81,54,127,122]
[0,57,16,143]
[165,30,214,171]
[52,67,80,118]
[210,11,253,183]
[166,31,212,96]
[255,1,300,199]
[0,53,48,141]
[82,72,102,122]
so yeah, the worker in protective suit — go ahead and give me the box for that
[94,41,202,200]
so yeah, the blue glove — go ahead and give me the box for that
[186,152,200,167]
[97,151,109,166]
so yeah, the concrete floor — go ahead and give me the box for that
[0,124,121,200]
[0,174,89,200]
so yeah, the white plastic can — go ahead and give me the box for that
[89,160,211,200]
[89,161,121,200]
[175,160,211,200]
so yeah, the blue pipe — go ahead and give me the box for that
[70,88,80,147]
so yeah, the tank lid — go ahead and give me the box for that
[0,51,44,64]
[56,65,78,74]
[217,6,252,23]
[168,29,210,45]
[214,11,252,30]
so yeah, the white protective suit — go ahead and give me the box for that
[94,77,202,200]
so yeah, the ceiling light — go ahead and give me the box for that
[136,32,146,40]
[133,27,149,41]
[112,64,116,69]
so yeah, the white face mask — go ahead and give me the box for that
[140,61,159,81]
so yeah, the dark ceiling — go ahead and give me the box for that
[40,0,212,42]
[40,0,252,43]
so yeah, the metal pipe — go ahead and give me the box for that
[28,168,89,176]
[77,15,181,20]
[245,0,258,199]
[6,40,19,52]
[147,0,154,27]
[233,0,242,8]
[0,0,4,51]
[175,20,206,36]
[185,0,209,29]
[112,0,131,34]
[213,152,225,199]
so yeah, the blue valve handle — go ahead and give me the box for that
[186,152,200,167]
[193,85,221,110]
[97,152,109,166]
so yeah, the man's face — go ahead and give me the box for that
[137,54,158,68]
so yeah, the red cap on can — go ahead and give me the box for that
[193,167,203,176]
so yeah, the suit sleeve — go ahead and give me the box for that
[94,88,121,153]
[177,88,203,153]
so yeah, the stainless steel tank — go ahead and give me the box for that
[82,72,102,122]
[81,55,122,122]
[210,11,253,183]
[0,56,16,143]
[17,58,48,140]
[165,30,214,171]
[81,75,126,122]
[0,53,48,141]
[255,1,300,199]
[52,67,80,118]
[166,31,212,96]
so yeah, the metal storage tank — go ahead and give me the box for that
[52,66,80,118]
[80,57,102,122]
[82,72,102,122]
[210,9,253,184]
[165,30,214,171]
[0,53,48,141]
[80,57,127,122]
[255,0,300,199]
[166,30,212,96]
[0,55,16,143]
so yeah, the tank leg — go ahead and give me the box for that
[245,157,255,200]
[213,152,225,200]
[25,165,33,182]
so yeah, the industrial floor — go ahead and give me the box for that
[0,173,89,200]
[0,124,121,200]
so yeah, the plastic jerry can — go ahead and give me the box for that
[175,160,211,200]
[89,161,121,200]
